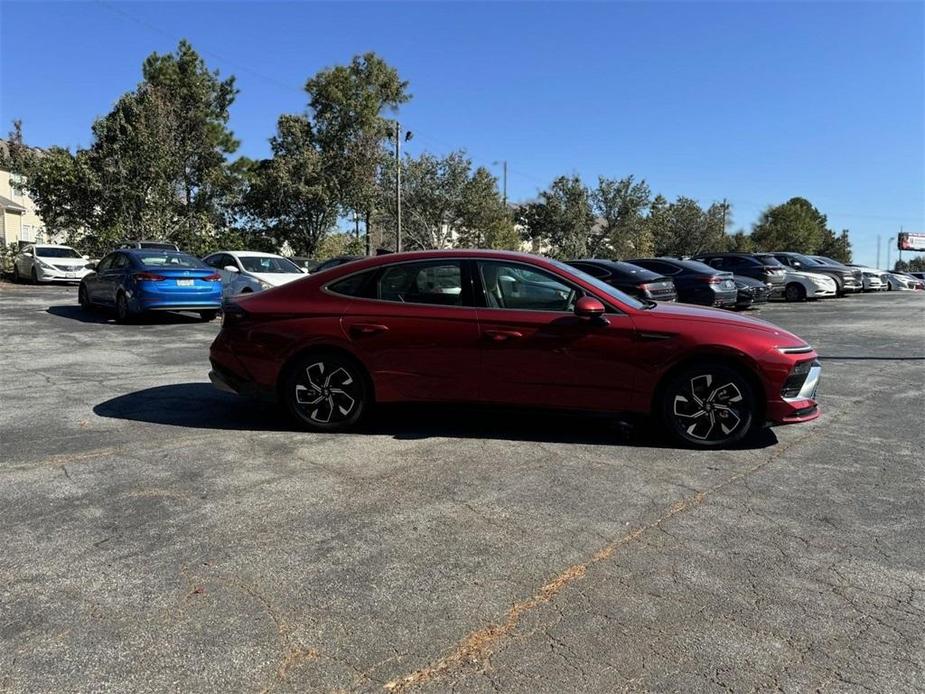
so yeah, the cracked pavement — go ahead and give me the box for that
[1,283,923,692]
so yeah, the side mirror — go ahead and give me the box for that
[791,261,801,268]
[224,265,239,273]
[575,295,606,319]
[300,267,309,274]
[82,255,90,260]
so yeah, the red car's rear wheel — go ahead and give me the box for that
[283,352,369,431]
[660,363,756,448]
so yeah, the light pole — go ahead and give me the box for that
[886,237,895,271]
[493,160,508,206]
[876,235,881,268]
[395,122,413,252]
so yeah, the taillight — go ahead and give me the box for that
[204,272,222,281]
[699,275,723,284]
[134,272,166,281]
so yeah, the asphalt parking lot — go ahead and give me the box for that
[1,283,923,693]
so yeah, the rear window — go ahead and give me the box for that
[675,259,722,274]
[137,253,206,269]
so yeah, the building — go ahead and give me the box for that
[0,139,47,247]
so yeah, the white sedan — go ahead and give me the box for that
[13,244,93,284]
[851,266,887,292]
[781,269,838,301]
[202,251,307,297]
[884,272,918,291]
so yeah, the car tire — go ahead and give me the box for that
[30,267,38,284]
[784,283,806,302]
[78,285,91,311]
[115,292,132,323]
[199,310,218,322]
[659,362,756,448]
[282,352,369,432]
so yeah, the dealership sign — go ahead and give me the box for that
[898,232,925,252]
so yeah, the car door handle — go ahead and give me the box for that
[484,329,523,342]
[350,323,389,336]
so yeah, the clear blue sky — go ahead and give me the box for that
[2,1,923,267]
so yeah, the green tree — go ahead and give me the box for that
[818,228,853,263]
[242,115,339,256]
[726,230,755,252]
[590,175,652,257]
[377,151,469,250]
[751,197,829,253]
[522,176,593,259]
[305,53,411,253]
[457,166,518,250]
[649,196,727,256]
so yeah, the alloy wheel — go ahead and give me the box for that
[286,355,367,431]
[78,285,90,310]
[784,283,805,302]
[662,365,755,447]
[115,293,130,323]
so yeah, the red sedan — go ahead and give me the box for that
[209,250,821,448]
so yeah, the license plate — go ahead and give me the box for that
[176,279,194,287]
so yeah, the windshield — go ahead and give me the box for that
[239,255,301,273]
[550,259,646,310]
[789,253,822,266]
[138,253,207,269]
[815,256,846,266]
[756,255,785,267]
[35,246,82,258]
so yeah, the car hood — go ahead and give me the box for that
[784,269,833,283]
[38,258,87,266]
[248,272,306,287]
[642,302,800,341]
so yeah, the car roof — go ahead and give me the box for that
[217,250,286,258]
[121,248,188,255]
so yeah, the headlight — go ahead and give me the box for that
[812,276,835,288]
[35,258,54,269]
[258,280,273,290]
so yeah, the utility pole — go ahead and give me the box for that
[876,235,881,269]
[887,237,895,271]
[494,160,509,207]
[395,120,402,253]
[721,198,728,234]
[394,122,413,252]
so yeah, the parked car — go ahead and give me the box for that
[289,256,320,273]
[310,255,364,274]
[693,252,788,297]
[883,272,918,291]
[210,250,822,448]
[778,268,838,301]
[79,249,222,322]
[625,257,737,308]
[565,259,677,302]
[908,271,925,283]
[898,272,925,290]
[732,276,771,310]
[202,251,307,296]
[849,266,886,292]
[13,244,93,284]
[766,252,861,295]
[120,240,180,251]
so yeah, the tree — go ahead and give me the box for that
[305,53,411,253]
[648,196,727,256]
[242,115,339,256]
[376,151,469,250]
[726,230,755,252]
[457,166,518,250]
[522,176,593,259]
[11,41,240,255]
[751,197,829,253]
[818,228,853,264]
[894,257,925,272]
[590,175,652,257]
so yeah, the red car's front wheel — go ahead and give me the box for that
[660,363,756,448]
[283,352,369,432]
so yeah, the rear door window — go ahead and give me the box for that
[376,261,465,306]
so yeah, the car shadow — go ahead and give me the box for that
[93,382,779,450]
[47,305,205,325]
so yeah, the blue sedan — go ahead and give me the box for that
[78,249,223,322]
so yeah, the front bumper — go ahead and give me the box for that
[766,358,822,426]
[35,266,91,283]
